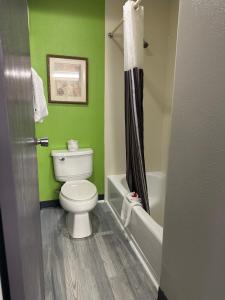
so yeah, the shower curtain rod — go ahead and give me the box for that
[108,0,149,49]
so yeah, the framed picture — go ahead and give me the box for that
[47,54,88,104]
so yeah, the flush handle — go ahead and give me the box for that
[35,137,49,147]
[59,157,65,161]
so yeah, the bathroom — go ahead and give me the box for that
[0,1,225,300]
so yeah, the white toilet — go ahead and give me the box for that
[51,148,98,239]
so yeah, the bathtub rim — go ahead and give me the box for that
[107,172,164,244]
[106,172,165,288]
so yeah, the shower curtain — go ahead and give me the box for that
[123,0,150,214]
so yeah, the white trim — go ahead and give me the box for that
[98,199,105,203]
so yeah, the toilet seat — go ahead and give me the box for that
[61,180,97,202]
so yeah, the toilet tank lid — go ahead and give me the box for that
[51,148,93,157]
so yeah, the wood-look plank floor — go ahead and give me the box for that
[41,203,157,300]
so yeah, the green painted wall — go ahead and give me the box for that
[28,0,105,201]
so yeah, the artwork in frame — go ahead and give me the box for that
[47,54,88,104]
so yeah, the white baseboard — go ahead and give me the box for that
[98,199,106,203]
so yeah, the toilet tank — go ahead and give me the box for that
[51,148,93,182]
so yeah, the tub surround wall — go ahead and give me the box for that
[105,0,179,185]
[143,0,178,173]
[161,0,179,171]
[28,0,105,201]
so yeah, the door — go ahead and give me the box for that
[0,0,44,299]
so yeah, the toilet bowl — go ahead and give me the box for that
[59,180,98,238]
[51,148,98,239]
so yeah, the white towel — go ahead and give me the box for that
[32,68,48,123]
[121,193,142,227]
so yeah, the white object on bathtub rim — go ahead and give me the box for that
[121,192,142,227]
[67,139,79,152]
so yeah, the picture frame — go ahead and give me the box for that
[47,54,88,104]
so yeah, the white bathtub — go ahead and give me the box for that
[106,172,165,285]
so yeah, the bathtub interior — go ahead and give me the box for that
[112,172,166,227]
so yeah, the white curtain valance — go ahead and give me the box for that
[123,0,144,71]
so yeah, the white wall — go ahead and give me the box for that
[160,1,225,299]
[161,0,179,171]
[105,0,179,184]
[105,0,125,177]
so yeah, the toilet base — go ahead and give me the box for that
[67,212,92,239]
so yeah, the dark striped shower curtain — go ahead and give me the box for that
[124,0,150,214]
